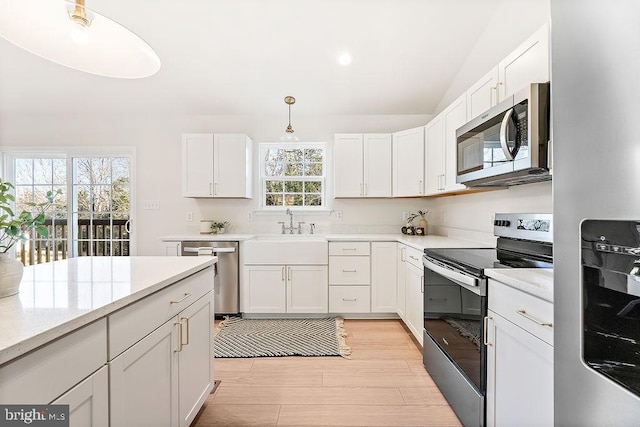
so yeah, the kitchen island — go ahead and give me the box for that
[0,256,216,427]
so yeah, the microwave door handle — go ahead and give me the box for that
[499,107,516,161]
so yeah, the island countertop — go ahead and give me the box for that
[0,256,216,366]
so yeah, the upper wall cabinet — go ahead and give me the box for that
[182,133,253,198]
[334,134,392,198]
[424,114,444,194]
[393,127,425,197]
[466,23,550,121]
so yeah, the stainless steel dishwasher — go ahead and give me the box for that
[181,241,239,314]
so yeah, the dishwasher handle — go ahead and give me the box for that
[183,246,236,254]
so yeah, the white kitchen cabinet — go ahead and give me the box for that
[329,241,371,313]
[467,66,500,121]
[393,127,425,197]
[181,133,253,198]
[442,93,467,192]
[162,241,181,256]
[371,242,397,313]
[424,114,444,194]
[53,366,109,427]
[485,279,553,427]
[334,134,392,198]
[243,264,328,314]
[329,286,371,313]
[498,23,550,101]
[405,261,424,345]
[396,244,407,321]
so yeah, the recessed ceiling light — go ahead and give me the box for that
[338,52,352,66]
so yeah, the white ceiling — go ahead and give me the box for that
[0,0,505,116]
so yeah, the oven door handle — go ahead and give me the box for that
[423,257,481,296]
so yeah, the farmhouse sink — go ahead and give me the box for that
[243,236,328,264]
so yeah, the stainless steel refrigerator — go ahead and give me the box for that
[553,0,640,424]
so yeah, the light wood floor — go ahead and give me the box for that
[193,319,462,427]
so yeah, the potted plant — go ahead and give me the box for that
[0,178,60,298]
[210,221,230,234]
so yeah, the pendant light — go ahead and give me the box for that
[280,96,300,142]
[0,0,161,79]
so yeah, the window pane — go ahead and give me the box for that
[264,148,284,163]
[93,185,112,214]
[92,158,112,184]
[15,159,33,184]
[74,185,91,211]
[285,194,303,206]
[304,181,321,193]
[33,159,52,184]
[266,194,283,206]
[304,163,323,176]
[112,185,130,212]
[305,194,322,206]
[52,159,66,184]
[305,149,323,162]
[112,158,130,184]
[284,149,303,163]
[285,181,303,192]
[286,163,303,176]
[265,181,283,192]
[264,162,284,177]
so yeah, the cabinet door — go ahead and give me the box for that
[163,242,181,256]
[287,265,328,313]
[363,134,392,197]
[405,263,424,345]
[424,115,444,194]
[466,66,500,121]
[53,366,108,427]
[334,134,364,197]
[498,24,550,101]
[392,127,425,197]
[178,292,214,427]
[396,245,407,321]
[214,134,252,198]
[486,310,553,427]
[182,134,214,197]
[242,265,286,313]
[442,93,467,192]
[371,242,397,313]
[110,318,179,427]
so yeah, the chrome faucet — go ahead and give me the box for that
[286,208,294,231]
[309,223,316,234]
[279,209,305,234]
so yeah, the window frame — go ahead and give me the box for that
[259,142,327,211]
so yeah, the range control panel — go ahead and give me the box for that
[493,213,553,243]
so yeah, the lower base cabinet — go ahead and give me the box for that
[405,262,424,345]
[110,291,214,427]
[53,366,109,427]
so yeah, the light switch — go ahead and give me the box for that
[142,200,160,210]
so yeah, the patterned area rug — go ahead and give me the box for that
[214,317,351,358]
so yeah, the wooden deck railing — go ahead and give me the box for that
[17,219,130,266]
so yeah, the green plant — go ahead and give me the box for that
[0,178,61,254]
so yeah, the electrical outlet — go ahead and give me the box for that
[402,211,410,221]
[333,210,343,220]
[142,200,160,210]
[246,211,254,221]
[186,212,193,222]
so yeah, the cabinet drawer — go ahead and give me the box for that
[405,247,424,269]
[109,265,214,359]
[424,285,462,313]
[329,256,370,285]
[329,242,370,256]
[0,319,107,404]
[329,286,371,313]
[489,279,553,345]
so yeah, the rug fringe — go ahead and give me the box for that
[334,316,352,359]
[214,315,233,334]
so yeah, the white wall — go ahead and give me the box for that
[0,112,432,255]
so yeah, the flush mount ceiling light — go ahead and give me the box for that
[338,52,352,66]
[0,0,161,79]
[280,96,300,142]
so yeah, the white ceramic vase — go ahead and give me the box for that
[0,253,24,298]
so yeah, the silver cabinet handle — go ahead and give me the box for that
[342,298,357,302]
[409,255,419,261]
[282,266,285,281]
[483,316,493,346]
[516,309,553,327]
[342,248,357,251]
[342,269,357,273]
[288,267,291,282]
[214,182,219,195]
[499,107,516,161]
[364,183,368,196]
[490,84,498,106]
[170,292,192,304]
[174,321,184,353]
[360,183,363,197]
[418,180,423,194]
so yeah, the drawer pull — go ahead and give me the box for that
[174,321,184,353]
[342,248,358,251]
[516,309,553,327]
[409,255,419,261]
[342,298,357,302]
[170,292,192,304]
[342,269,357,273]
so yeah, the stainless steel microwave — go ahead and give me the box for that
[456,82,551,187]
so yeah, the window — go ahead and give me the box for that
[260,143,325,208]
[3,149,134,265]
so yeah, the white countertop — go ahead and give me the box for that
[0,256,215,366]
[485,268,554,302]
[161,233,488,251]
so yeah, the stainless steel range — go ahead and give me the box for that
[421,213,553,427]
